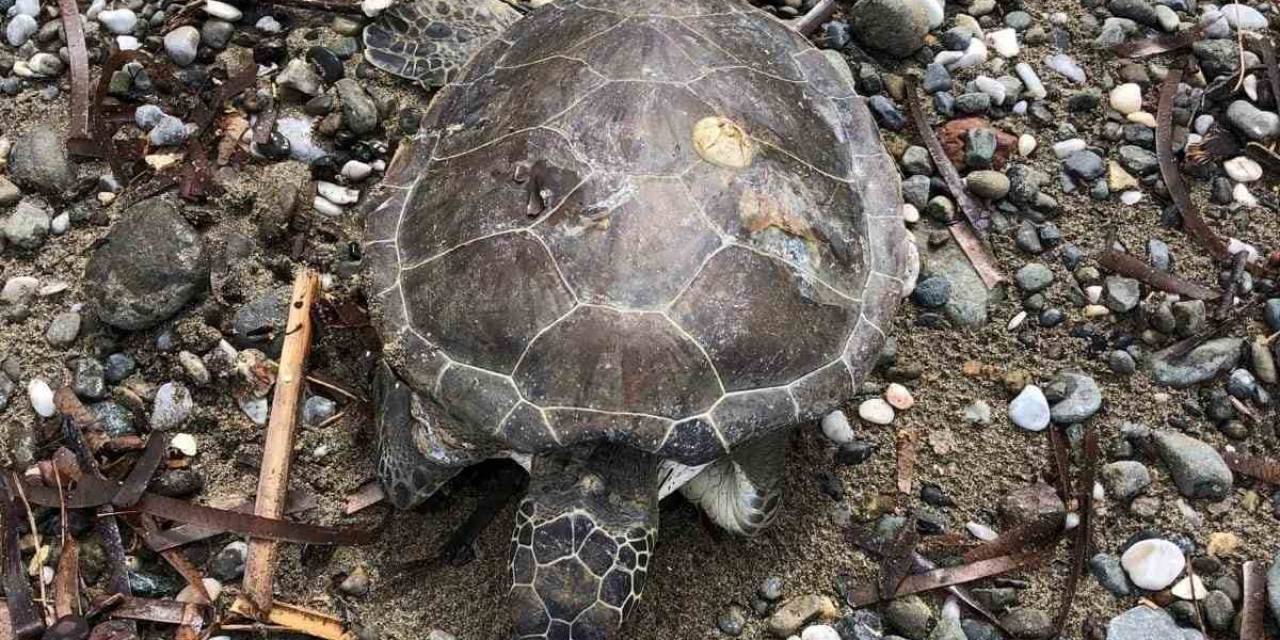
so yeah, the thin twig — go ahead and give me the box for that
[793,0,836,36]
[243,270,321,617]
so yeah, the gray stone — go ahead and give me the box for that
[1090,553,1133,596]
[1118,145,1159,176]
[70,358,107,400]
[900,145,933,176]
[1100,461,1151,501]
[922,235,991,328]
[1109,0,1163,29]
[965,170,1010,200]
[90,402,135,437]
[209,541,248,581]
[923,63,952,93]
[103,353,137,383]
[848,0,930,58]
[1108,350,1137,375]
[1149,337,1242,387]
[151,382,193,431]
[148,115,190,147]
[1153,430,1233,500]
[1063,150,1105,180]
[1106,606,1183,640]
[201,19,234,48]
[1265,298,1280,331]
[8,129,75,195]
[2,200,50,249]
[1202,590,1234,632]
[5,14,37,47]
[335,79,379,135]
[84,198,208,331]
[902,175,932,209]
[1047,370,1102,423]
[965,127,997,169]
[1226,100,1280,141]
[1015,263,1054,293]
[1193,39,1240,79]
[303,395,337,426]
[44,311,81,347]
[0,374,11,412]
[278,58,323,96]
[0,176,19,206]
[884,595,933,639]
[1104,276,1141,312]
[1172,300,1206,335]
[1000,608,1053,639]
[163,26,200,66]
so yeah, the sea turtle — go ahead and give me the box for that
[361,0,914,636]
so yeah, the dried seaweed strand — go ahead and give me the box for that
[1097,248,1221,300]
[903,79,1004,288]
[1221,450,1280,484]
[962,514,1062,564]
[1111,24,1204,58]
[1156,65,1234,266]
[1053,424,1099,636]
[0,477,43,640]
[847,550,1050,607]
[56,0,90,143]
[1047,426,1073,505]
[1259,37,1280,122]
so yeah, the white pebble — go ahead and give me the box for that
[800,625,841,640]
[318,181,359,205]
[1,276,39,305]
[1193,114,1215,135]
[238,396,269,425]
[857,398,895,425]
[1052,138,1086,158]
[313,196,345,217]
[1233,183,1258,207]
[116,35,141,50]
[1120,191,1143,205]
[14,0,38,16]
[1018,133,1037,157]
[966,521,999,541]
[884,383,914,410]
[952,38,989,70]
[1109,83,1142,115]
[901,203,920,223]
[1014,62,1045,100]
[1084,285,1103,304]
[5,14,37,47]
[1126,111,1156,127]
[820,410,854,444]
[1244,74,1258,101]
[1171,575,1208,600]
[341,160,373,181]
[974,75,1006,105]
[170,433,198,457]
[203,0,243,21]
[1008,384,1050,431]
[1220,3,1268,29]
[986,28,1019,58]
[176,578,222,603]
[163,26,201,67]
[1227,237,1260,261]
[1007,310,1027,330]
[1064,512,1080,529]
[97,9,138,35]
[361,0,395,16]
[1120,539,1185,591]
[28,379,56,418]
[1044,53,1086,83]
[1224,156,1263,182]
[255,16,283,33]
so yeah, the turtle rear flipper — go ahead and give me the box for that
[680,428,789,536]
[363,0,521,86]
[510,446,659,639]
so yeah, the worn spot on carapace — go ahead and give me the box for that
[693,116,753,168]
[737,188,821,245]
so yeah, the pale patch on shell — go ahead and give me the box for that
[693,116,753,169]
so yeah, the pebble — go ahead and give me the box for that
[203,0,242,21]
[768,595,837,637]
[5,14,36,47]
[1014,263,1054,292]
[28,379,55,417]
[1014,63,1045,100]
[151,382,193,430]
[857,398,894,425]
[1224,156,1263,182]
[318,181,359,205]
[98,9,138,35]
[717,607,745,636]
[1008,384,1050,431]
[1090,553,1132,596]
[339,567,371,595]
[4,201,50,249]
[149,115,191,147]
[1,276,39,305]
[278,58,323,96]
[1047,370,1101,424]
[164,26,200,67]
[821,410,855,444]
[1100,461,1151,501]
[1120,538,1185,590]
[1149,337,1242,387]
[1000,609,1053,640]
[239,396,269,425]
[1018,133,1037,156]
[177,578,222,604]
[1045,54,1086,83]
[1171,575,1208,601]
[1104,276,1140,312]
[1153,430,1233,500]
[800,625,840,640]
[986,28,1019,57]
[923,63,952,93]
[45,311,81,347]
[1107,606,1184,640]
[885,383,914,410]
[26,53,64,78]
[965,170,1010,200]
[1109,83,1142,115]
[885,595,933,639]
[210,541,248,581]
[1226,100,1280,141]
[1220,3,1268,29]
[962,400,992,424]
[104,353,137,383]
[967,521,999,541]
[335,78,380,135]
[847,0,931,58]
[1063,150,1105,181]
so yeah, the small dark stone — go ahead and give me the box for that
[920,482,955,507]
[835,440,877,466]
[912,276,951,308]
[149,469,204,498]
[868,95,906,131]
[306,46,344,83]
[103,353,137,383]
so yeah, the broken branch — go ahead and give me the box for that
[244,270,321,616]
[57,0,91,145]
[1097,248,1221,300]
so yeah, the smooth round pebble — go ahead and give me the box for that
[28,379,55,417]
[1009,384,1050,431]
[1120,539,1186,591]
[1224,156,1263,182]
[1109,83,1142,115]
[820,410,855,444]
[885,383,914,410]
[858,398,895,425]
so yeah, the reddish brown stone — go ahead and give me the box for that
[937,117,1018,170]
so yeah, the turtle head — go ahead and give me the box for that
[508,448,658,639]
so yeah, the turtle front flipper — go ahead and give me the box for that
[362,0,521,86]
[680,428,790,536]
[374,363,480,509]
[509,446,659,639]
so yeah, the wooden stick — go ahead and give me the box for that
[243,270,320,616]
[793,0,835,36]
[56,0,91,145]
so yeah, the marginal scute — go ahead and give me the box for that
[509,586,550,636]
[515,306,721,418]
[401,232,575,372]
[550,81,715,175]
[537,175,722,309]
[793,49,857,98]
[396,129,588,266]
[789,359,855,421]
[669,246,858,391]
[500,402,557,452]
[657,417,726,465]
[711,388,798,444]
[497,2,625,67]
[435,365,520,439]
